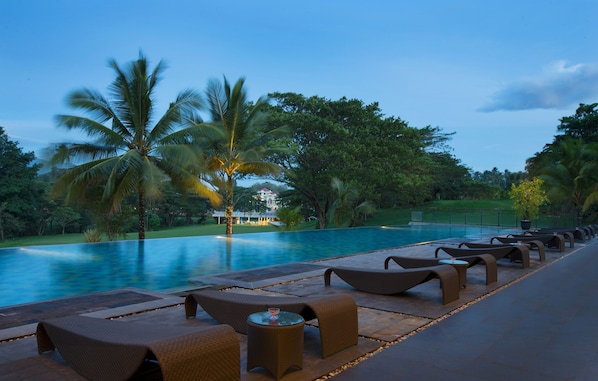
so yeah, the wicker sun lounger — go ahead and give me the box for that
[384,254,498,285]
[462,241,545,262]
[542,226,590,241]
[490,236,548,257]
[37,315,240,381]
[436,244,530,269]
[185,290,358,358]
[323,265,460,304]
[523,230,575,243]
[508,233,567,251]
[530,228,582,243]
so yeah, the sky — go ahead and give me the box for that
[2,0,598,174]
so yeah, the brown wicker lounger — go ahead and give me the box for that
[531,228,580,244]
[534,227,588,242]
[510,232,570,250]
[37,315,240,381]
[323,265,460,304]
[384,254,498,285]
[461,241,545,262]
[435,244,530,269]
[489,237,546,260]
[185,290,358,358]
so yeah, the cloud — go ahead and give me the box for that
[478,61,598,112]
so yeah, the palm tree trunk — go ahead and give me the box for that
[138,192,146,240]
[225,176,234,236]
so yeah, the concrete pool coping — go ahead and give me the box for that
[0,235,595,380]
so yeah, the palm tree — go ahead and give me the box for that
[540,137,598,221]
[185,76,288,235]
[50,53,220,240]
[327,178,375,228]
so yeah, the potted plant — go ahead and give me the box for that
[510,177,549,230]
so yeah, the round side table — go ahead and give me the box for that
[247,311,304,380]
[439,259,468,288]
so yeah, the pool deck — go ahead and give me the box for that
[1,233,597,380]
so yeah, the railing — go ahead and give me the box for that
[410,209,594,228]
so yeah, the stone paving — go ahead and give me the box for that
[0,234,585,380]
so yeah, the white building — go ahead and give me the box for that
[211,210,278,225]
[256,188,279,210]
[211,187,281,225]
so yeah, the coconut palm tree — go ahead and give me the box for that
[50,53,220,240]
[540,137,598,220]
[327,178,376,228]
[185,76,288,235]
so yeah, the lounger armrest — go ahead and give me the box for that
[304,295,358,358]
[428,265,460,304]
[36,323,55,354]
[185,294,199,318]
[324,268,334,286]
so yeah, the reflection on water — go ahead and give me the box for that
[0,225,513,307]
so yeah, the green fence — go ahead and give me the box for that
[410,209,590,228]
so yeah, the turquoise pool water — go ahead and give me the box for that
[0,224,512,307]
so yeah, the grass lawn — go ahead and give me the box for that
[0,223,279,248]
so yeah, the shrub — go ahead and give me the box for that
[83,228,102,242]
[510,178,549,221]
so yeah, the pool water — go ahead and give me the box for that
[0,225,512,307]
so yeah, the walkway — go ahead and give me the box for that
[334,240,598,380]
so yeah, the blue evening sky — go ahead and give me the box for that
[2,0,598,173]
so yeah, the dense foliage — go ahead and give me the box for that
[0,127,45,239]
[527,103,598,222]
[265,92,473,228]
[6,55,598,240]
[510,177,549,221]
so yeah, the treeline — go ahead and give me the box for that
[525,103,598,221]
[4,54,597,241]
[264,93,522,228]
[0,102,517,240]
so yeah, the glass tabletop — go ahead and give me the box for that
[247,311,305,327]
[439,259,469,266]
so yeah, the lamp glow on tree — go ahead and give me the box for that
[510,177,549,230]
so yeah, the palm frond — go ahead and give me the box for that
[55,115,127,147]
[237,161,281,177]
[49,142,119,166]
[205,77,228,122]
[150,89,203,142]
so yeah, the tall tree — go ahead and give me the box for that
[267,93,440,227]
[50,53,220,240]
[528,103,598,176]
[428,153,470,200]
[540,137,598,219]
[0,127,44,239]
[327,178,375,227]
[557,103,598,143]
[185,77,288,235]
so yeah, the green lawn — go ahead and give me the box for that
[0,223,279,248]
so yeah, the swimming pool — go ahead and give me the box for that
[0,224,512,307]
